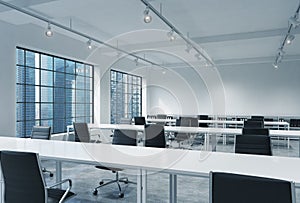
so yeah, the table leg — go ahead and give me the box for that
[137,169,147,203]
[56,161,62,188]
[169,174,177,203]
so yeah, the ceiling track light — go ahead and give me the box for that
[45,22,53,37]
[185,43,192,53]
[87,39,92,49]
[140,0,214,67]
[167,30,176,41]
[195,53,201,60]
[286,34,295,45]
[0,0,169,71]
[134,58,139,66]
[143,7,152,23]
[273,2,300,68]
[289,15,300,28]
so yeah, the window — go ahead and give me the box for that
[16,47,94,137]
[110,70,142,124]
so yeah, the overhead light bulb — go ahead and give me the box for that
[289,16,300,28]
[286,34,295,45]
[87,39,92,49]
[273,62,279,69]
[134,58,139,66]
[45,23,53,37]
[143,7,152,23]
[167,30,176,41]
[185,43,192,53]
[195,53,201,60]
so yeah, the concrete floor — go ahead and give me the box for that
[44,136,300,203]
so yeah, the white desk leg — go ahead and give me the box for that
[169,174,177,203]
[137,169,147,203]
[56,161,62,188]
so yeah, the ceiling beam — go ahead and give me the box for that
[192,28,300,44]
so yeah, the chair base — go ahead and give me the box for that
[93,173,136,198]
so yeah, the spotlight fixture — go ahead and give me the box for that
[286,34,295,45]
[185,43,192,53]
[273,62,279,69]
[45,22,53,37]
[195,53,201,60]
[134,58,139,66]
[87,39,92,49]
[143,7,152,23]
[289,15,300,28]
[167,30,176,41]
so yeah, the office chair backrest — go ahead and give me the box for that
[179,117,198,127]
[134,116,146,125]
[242,128,269,136]
[210,172,294,203]
[0,151,47,203]
[144,124,166,148]
[235,134,272,156]
[112,129,137,146]
[251,115,264,121]
[73,122,91,143]
[31,126,51,140]
[198,115,209,127]
[244,119,264,129]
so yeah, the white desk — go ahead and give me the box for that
[67,124,300,152]
[1,137,300,203]
[147,119,290,130]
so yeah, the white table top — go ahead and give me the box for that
[146,118,289,127]
[1,136,300,183]
[84,124,300,138]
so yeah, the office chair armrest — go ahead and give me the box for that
[47,179,72,203]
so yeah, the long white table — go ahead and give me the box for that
[1,136,300,203]
[67,124,300,153]
[147,118,290,130]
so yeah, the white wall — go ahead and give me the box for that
[144,61,300,117]
[218,61,300,116]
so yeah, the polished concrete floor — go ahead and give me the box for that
[44,136,300,203]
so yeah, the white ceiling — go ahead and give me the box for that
[0,0,300,67]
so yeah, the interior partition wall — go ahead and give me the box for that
[16,47,94,137]
[110,69,142,124]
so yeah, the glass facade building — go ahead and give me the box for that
[110,70,142,124]
[16,47,94,137]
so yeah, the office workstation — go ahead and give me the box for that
[1,0,300,202]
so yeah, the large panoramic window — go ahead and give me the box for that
[110,70,142,124]
[16,47,94,137]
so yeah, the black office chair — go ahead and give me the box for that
[31,126,54,177]
[0,150,75,203]
[73,122,91,142]
[243,119,264,129]
[174,117,198,148]
[144,124,166,148]
[210,171,295,203]
[242,128,269,136]
[134,116,146,125]
[251,115,264,121]
[235,134,272,155]
[198,115,209,127]
[73,123,137,198]
[93,129,137,197]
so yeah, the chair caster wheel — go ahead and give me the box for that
[50,173,54,177]
[119,193,124,198]
[93,189,98,195]
[99,181,104,185]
